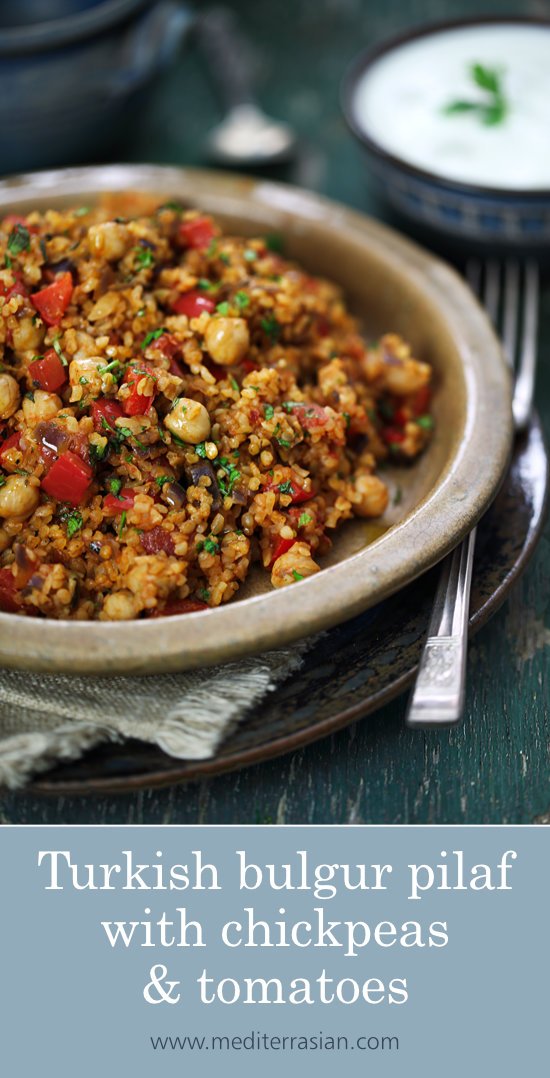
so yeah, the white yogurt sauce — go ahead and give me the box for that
[352,23,550,190]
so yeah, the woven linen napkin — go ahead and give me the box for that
[0,641,311,789]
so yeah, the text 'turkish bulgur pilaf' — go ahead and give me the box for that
[0,197,433,620]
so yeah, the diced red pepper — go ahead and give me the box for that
[382,427,405,445]
[411,385,432,417]
[0,431,22,465]
[286,402,329,430]
[41,451,93,506]
[172,290,215,318]
[178,217,216,250]
[122,365,156,417]
[393,406,408,427]
[140,526,175,555]
[31,271,73,325]
[91,398,124,434]
[0,567,19,613]
[264,474,313,505]
[28,349,67,393]
[0,273,28,300]
[103,488,136,514]
[269,537,296,568]
[149,598,208,617]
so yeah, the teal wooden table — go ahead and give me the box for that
[1,0,549,825]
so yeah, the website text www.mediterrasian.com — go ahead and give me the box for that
[150,1031,399,1053]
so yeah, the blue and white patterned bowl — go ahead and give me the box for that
[341,16,550,249]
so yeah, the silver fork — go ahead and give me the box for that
[406,258,540,728]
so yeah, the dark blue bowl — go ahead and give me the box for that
[342,16,550,250]
[0,0,192,173]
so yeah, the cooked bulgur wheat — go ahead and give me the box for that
[0,196,433,620]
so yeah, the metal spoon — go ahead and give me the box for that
[196,7,296,167]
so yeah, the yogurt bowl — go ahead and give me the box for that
[342,16,550,248]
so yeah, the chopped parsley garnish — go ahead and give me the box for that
[74,206,90,217]
[230,376,239,392]
[158,201,184,214]
[137,307,146,317]
[4,254,11,269]
[234,290,249,310]
[393,486,403,506]
[276,436,292,449]
[216,301,230,315]
[134,246,155,269]
[444,62,508,126]
[298,512,312,528]
[219,252,230,265]
[97,359,120,375]
[206,239,218,258]
[89,441,107,465]
[261,316,281,341]
[197,278,217,292]
[278,481,294,495]
[141,327,166,349]
[108,476,123,498]
[79,376,88,385]
[244,248,257,262]
[416,414,434,430]
[7,223,30,256]
[195,442,207,459]
[292,570,304,582]
[216,457,241,497]
[0,476,5,488]
[343,411,351,428]
[264,404,275,420]
[199,536,219,555]
[199,588,210,602]
[155,475,172,489]
[118,511,127,538]
[66,510,83,538]
[52,334,68,366]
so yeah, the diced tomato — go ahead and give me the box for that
[103,488,136,514]
[382,427,405,445]
[411,385,432,417]
[122,364,157,417]
[140,526,175,555]
[393,407,408,427]
[149,598,208,617]
[264,474,313,505]
[0,431,22,464]
[91,398,124,434]
[287,402,329,430]
[178,217,216,250]
[172,290,215,318]
[0,567,19,613]
[152,333,180,359]
[269,537,296,568]
[30,271,73,325]
[41,451,93,506]
[0,273,28,300]
[28,349,67,393]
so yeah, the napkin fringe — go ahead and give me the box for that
[0,723,116,790]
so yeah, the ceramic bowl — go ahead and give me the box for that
[0,164,513,674]
[342,16,550,248]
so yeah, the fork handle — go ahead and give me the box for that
[406,528,476,727]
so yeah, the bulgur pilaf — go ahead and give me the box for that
[0,198,433,620]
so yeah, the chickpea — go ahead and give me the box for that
[11,315,44,353]
[164,397,211,444]
[101,590,138,621]
[382,358,430,397]
[22,390,62,427]
[0,475,40,520]
[0,373,20,419]
[204,316,249,366]
[88,221,130,262]
[271,541,320,589]
[352,475,389,518]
